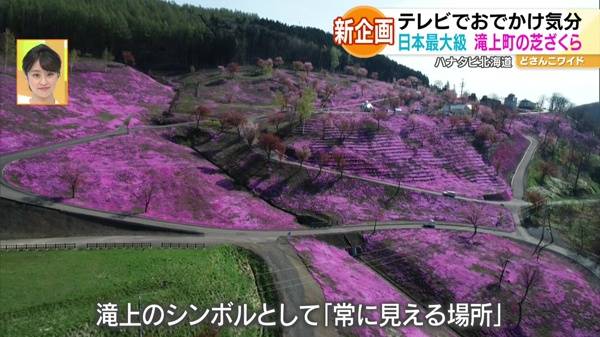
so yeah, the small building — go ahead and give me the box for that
[441,103,472,116]
[481,96,502,109]
[387,107,404,114]
[361,100,374,112]
[504,94,517,110]
[518,99,537,110]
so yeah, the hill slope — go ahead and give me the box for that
[0,60,173,154]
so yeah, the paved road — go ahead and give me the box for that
[511,135,538,200]
[508,135,539,240]
[247,241,340,337]
[506,135,599,277]
[275,154,529,208]
[2,218,597,277]
[1,125,598,278]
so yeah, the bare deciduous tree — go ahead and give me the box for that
[311,152,330,181]
[463,204,483,240]
[259,133,283,163]
[383,170,406,207]
[496,250,511,289]
[538,160,557,184]
[136,179,158,213]
[320,114,333,140]
[515,265,542,328]
[295,146,311,168]
[275,141,286,166]
[373,110,388,130]
[267,112,286,132]
[193,105,211,129]
[334,117,355,144]
[319,83,337,109]
[61,166,84,198]
[219,111,246,138]
[123,116,132,134]
[240,122,258,148]
[331,149,346,180]
[532,209,554,261]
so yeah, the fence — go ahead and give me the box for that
[85,242,152,249]
[0,243,76,250]
[1,242,206,251]
[160,242,205,249]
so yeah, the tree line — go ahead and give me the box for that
[0,0,428,83]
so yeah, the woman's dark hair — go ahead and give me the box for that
[22,44,61,75]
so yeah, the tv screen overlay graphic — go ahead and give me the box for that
[16,39,68,105]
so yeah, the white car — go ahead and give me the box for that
[442,190,456,198]
[423,219,436,228]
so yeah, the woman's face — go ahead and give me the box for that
[26,60,59,99]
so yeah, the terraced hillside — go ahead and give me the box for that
[290,114,511,199]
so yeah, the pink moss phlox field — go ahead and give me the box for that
[363,229,600,337]
[4,132,298,230]
[291,237,434,337]
[249,169,514,230]
[290,113,511,199]
[512,113,589,144]
[0,66,173,154]
[490,132,529,180]
[329,78,394,109]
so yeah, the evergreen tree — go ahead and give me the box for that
[0,0,428,84]
[2,28,15,72]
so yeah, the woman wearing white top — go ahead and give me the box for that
[18,44,61,105]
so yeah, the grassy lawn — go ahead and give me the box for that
[0,246,279,337]
[526,146,600,199]
[173,67,280,118]
[526,153,542,189]
[546,203,600,257]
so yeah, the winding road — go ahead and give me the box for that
[1,119,599,337]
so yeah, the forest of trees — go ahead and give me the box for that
[0,0,428,83]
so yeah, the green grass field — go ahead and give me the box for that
[525,147,600,199]
[0,246,279,337]
[547,203,600,257]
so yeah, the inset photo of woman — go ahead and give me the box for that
[16,39,68,105]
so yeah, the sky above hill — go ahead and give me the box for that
[175,0,600,106]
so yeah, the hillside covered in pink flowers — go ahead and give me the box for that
[0,60,173,154]
[362,229,600,337]
[289,113,513,199]
[292,237,452,337]
[4,131,298,230]
[3,58,598,337]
